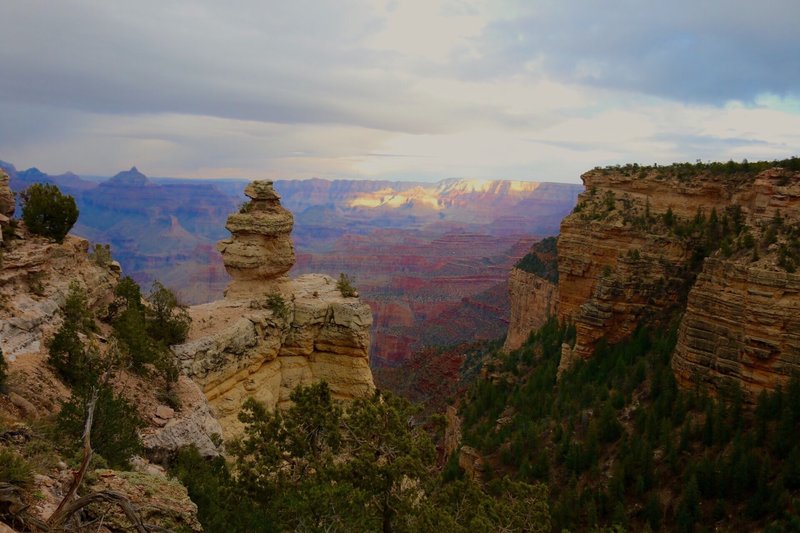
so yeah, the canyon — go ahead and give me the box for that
[3,160,580,366]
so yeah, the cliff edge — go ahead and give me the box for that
[504,161,800,400]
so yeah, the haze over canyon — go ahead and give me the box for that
[1,160,581,366]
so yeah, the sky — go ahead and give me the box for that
[1,0,799,183]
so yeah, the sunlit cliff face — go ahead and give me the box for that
[347,178,542,210]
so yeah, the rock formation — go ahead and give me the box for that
[0,169,14,218]
[503,238,559,352]
[216,180,295,298]
[538,163,800,399]
[175,180,375,437]
[0,230,223,458]
[0,235,119,361]
[672,168,800,400]
[0,169,14,243]
[555,167,740,362]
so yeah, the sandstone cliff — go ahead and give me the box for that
[543,161,800,399]
[0,169,14,222]
[672,168,800,399]
[175,180,375,437]
[503,237,559,352]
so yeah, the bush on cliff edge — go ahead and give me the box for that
[21,183,79,243]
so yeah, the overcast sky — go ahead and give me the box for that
[1,0,799,182]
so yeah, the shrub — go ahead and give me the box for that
[89,243,113,267]
[57,384,143,470]
[47,323,97,386]
[48,282,98,386]
[21,183,79,243]
[336,273,357,297]
[265,292,289,319]
[0,447,33,487]
[146,280,191,346]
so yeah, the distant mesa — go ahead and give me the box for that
[105,166,151,187]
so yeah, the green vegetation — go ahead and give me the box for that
[174,381,551,532]
[47,281,99,386]
[593,156,800,183]
[57,384,143,470]
[265,292,289,319]
[336,272,357,297]
[20,183,79,243]
[146,280,191,347]
[46,277,187,470]
[458,317,800,531]
[515,237,559,283]
[0,447,33,487]
[110,277,188,384]
[89,242,113,267]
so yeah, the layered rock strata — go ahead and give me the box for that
[0,235,119,359]
[672,168,800,400]
[176,180,375,437]
[503,269,558,352]
[549,163,800,399]
[556,168,718,361]
[673,258,800,399]
[0,170,13,216]
[216,180,295,298]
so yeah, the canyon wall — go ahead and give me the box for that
[506,162,800,399]
[556,166,749,362]
[672,168,800,399]
[502,237,559,352]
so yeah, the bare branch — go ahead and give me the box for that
[48,387,98,527]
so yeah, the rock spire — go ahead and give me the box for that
[217,180,296,298]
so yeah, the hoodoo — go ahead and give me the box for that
[174,181,375,437]
[217,180,296,298]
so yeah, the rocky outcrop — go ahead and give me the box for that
[503,238,560,352]
[86,470,202,532]
[553,162,800,399]
[175,181,374,437]
[216,180,295,299]
[672,168,800,400]
[0,235,119,360]
[0,170,14,218]
[175,274,374,437]
[0,228,223,458]
[140,376,225,459]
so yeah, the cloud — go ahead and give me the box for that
[0,0,798,181]
[468,0,800,104]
